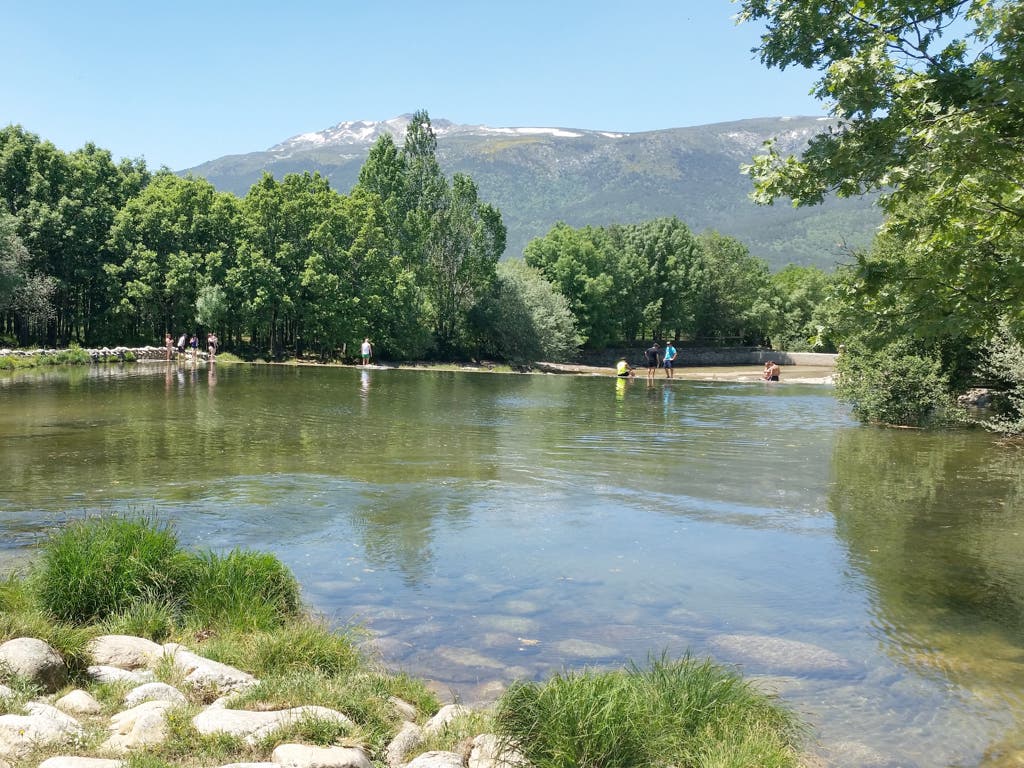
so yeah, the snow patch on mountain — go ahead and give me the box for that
[269,116,616,153]
[479,127,584,138]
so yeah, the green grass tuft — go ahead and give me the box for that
[32,515,182,624]
[179,549,302,632]
[196,621,361,678]
[99,598,179,642]
[495,653,804,768]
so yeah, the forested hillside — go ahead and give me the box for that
[184,116,882,270]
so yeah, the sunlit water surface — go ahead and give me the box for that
[2,363,1023,767]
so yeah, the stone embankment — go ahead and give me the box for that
[0,347,179,362]
[576,346,838,368]
[0,635,516,768]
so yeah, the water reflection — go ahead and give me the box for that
[831,427,1024,759]
[5,365,1024,765]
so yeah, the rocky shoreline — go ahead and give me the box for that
[0,635,512,768]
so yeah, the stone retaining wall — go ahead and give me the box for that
[581,347,838,367]
[0,346,201,362]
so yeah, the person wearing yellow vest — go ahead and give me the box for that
[616,358,634,378]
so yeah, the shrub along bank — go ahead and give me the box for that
[0,516,806,767]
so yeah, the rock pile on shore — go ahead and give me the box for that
[0,636,519,768]
[0,347,172,362]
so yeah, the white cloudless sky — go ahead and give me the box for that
[1,1,827,171]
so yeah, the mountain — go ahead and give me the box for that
[182,115,881,270]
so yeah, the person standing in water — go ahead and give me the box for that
[644,343,661,382]
[360,338,373,367]
[663,341,678,379]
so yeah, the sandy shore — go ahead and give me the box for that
[534,362,835,384]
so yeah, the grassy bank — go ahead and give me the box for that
[0,516,806,767]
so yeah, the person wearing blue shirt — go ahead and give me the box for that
[663,342,678,379]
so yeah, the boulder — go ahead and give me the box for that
[0,638,68,692]
[87,635,163,670]
[124,682,187,707]
[193,705,354,744]
[389,696,418,722]
[403,752,464,768]
[87,666,156,685]
[55,689,104,715]
[385,721,423,767]
[422,703,471,735]
[271,744,372,768]
[0,704,83,758]
[467,734,528,768]
[38,758,124,768]
[0,684,13,700]
[101,700,173,754]
[26,702,84,732]
[163,643,257,693]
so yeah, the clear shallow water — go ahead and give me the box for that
[2,363,1023,767]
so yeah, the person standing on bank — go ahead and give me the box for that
[644,342,661,382]
[663,341,678,379]
[361,338,373,367]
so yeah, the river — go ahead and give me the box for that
[1,362,1022,767]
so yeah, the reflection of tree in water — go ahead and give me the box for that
[349,488,475,587]
[830,428,1024,703]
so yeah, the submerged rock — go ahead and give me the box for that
[708,634,857,676]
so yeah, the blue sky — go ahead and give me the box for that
[2,1,826,171]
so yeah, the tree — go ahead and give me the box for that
[232,172,334,356]
[471,259,581,364]
[0,211,27,312]
[690,232,773,344]
[524,223,622,348]
[0,126,150,345]
[425,173,505,355]
[767,264,837,351]
[108,173,239,343]
[738,0,1024,342]
[614,218,700,341]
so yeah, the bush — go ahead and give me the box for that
[52,346,91,365]
[495,654,802,768]
[981,323,1024,435]
[179,549,302,632]
[835,343,955,427]
[33,515,182,623]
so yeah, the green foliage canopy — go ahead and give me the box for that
[738,0,1024,342]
